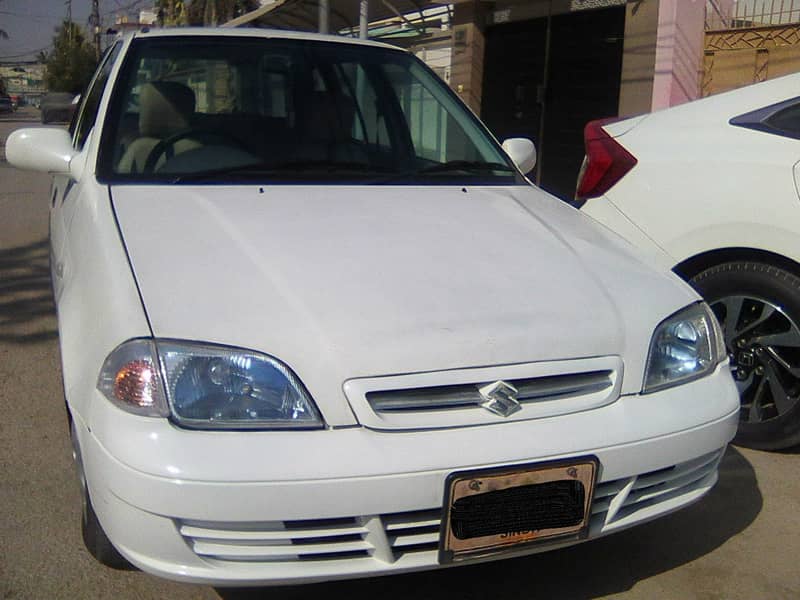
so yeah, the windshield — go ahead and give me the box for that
[98,36,521,185]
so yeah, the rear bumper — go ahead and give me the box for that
[75,365,739,586]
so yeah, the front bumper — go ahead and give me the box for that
[75,365,739,585]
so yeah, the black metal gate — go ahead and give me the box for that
[481,6,625,201]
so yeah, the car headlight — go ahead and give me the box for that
[643,302,726,393]
[98,339,324,429]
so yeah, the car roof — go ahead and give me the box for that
[125,26,407,53]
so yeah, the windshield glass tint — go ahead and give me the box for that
[100,37,519,185]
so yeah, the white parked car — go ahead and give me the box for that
[8,28,738,586]
[577,73,800,450]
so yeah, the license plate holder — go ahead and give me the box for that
[439,457,598,564]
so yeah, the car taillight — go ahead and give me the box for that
[574,118,637,205]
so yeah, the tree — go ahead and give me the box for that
[41,21,97,94]
[156,0,188,26]
[186,0,260,26]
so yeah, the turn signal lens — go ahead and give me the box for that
[113,359,160,408]
[98,339,169,417]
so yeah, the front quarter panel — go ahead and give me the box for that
[57,178,151,422]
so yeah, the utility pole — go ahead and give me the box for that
[319,0,329,34]
[65,0,72,42]
[359,0,369,40]
[91,0,101,60]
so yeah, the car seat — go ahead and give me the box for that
[117,81,199,174]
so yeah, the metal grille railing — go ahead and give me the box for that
[707,0,800,31]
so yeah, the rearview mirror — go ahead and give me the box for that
[502,138,536,175]
[6,128,76,175]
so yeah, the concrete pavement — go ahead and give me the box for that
[0,109,797,599]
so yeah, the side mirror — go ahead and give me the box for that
[502,138,537,174]
[6,128,76,175]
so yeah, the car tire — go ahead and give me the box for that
[690,261,800,450]
[70,420,133,569]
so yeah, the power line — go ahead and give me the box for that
[0,45,53,60]
[0,10,62,21]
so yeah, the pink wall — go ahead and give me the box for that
[651,0,707,110]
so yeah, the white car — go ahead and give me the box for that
[577,73,800,451]
[8,28,738,586]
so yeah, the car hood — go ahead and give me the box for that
[111,184,698,425]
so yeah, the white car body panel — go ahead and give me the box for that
[83,365,737,484]
[75,369,736,584]
[111,184,697,418]
[5,27,741,586]
[583,73,800,270]
[56,177,151,418]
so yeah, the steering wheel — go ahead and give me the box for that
[143,130,247,173]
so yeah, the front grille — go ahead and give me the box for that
[591,448,725,529]
[450,480,586,539]
[366,370,613,413]
[178,517,372,562]
[383,509,441,556]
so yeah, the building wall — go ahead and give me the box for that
[704,22,800,96]
[651,0,706,110]
[450,1,488,114]
[451,0,710,118]
[0,63,46,98]
[618,0,659,116]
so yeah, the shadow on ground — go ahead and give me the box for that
[216,446,760,600]
[0,238,57,343]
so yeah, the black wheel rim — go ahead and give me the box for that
[710,295,800,424]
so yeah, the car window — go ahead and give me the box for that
[73,42,122,151]
[764,103,800,138]
[99,37,520,185]
[730,96,800,141]
[383,62,489,164]
[331,62,392,150]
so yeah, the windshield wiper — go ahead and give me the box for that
[369,160,516,184]
[170,159,393,184]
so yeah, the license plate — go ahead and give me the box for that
[439,458,598,564]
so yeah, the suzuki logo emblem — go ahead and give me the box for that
[477,381,521,417]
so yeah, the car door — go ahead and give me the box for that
[50,43,121,301]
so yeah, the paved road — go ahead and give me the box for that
[1,110,798,600]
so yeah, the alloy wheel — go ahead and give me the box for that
[710,295,800,424]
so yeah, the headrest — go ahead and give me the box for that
[139,81,195,137]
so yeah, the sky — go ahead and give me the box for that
[0,0,153,61]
